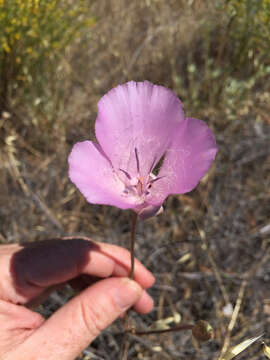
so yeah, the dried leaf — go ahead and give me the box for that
[221,334,263,360]
[263,342,270,359]
[177,252,191,264]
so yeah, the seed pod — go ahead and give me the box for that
[192,320,214,342]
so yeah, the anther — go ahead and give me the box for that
[119,168,131,180]
[149,156,157,173]
[135,147,140,173]
[149,176,165,184]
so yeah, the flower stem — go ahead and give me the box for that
[120,213,138,360]
[129,212,138,279]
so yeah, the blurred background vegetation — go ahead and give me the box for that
[0,0,269,359]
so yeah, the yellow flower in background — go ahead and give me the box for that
[22,17,28,26]
[0,0,100,94]
[2,41,11,53]
[27,29,37,38]
[5,26,13,34]
[52,41,59,49]
[17,0,25,10]
[42,39,49,48]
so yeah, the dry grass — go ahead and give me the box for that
[0,0,270,359]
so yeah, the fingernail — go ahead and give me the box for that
[113,278,142,311]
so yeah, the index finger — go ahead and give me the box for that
[8,237,154,304]
[91,240,155,289]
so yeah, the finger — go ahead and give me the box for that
[63,237,155,288]
[133,290,154,314]
[0,299,44,354]
[11,239,115,288]
[89,241,155,289]
[15,278,143,360]
[7,239,114,303]
[116,289,154,317]
[0,299,44,330]
[8,238,154,304]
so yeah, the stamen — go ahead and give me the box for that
[149,176,165,185]
[135,147,140,173]
[119,168,131,180]
[149,156,157,174]
[152,152,166,175]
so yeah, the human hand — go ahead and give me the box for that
[0,237,155,360]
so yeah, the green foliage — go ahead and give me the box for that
[220,0,270,116]
[173,0,270,115]
[226,0,270,58]
[0,0,95,110]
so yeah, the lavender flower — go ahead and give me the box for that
[68,81,217,219]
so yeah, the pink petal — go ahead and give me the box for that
[148,118,218,203]
[95,81,185,178]
[68,141,137,209]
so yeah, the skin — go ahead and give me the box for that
[0,237,155,360]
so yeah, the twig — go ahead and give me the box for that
[195,221,230,305]
[127,324,194,336]
[120,337,130,360]
[218,278,248,360]
[31,192,63,232]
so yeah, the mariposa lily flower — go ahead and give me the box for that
[68,81,218,219]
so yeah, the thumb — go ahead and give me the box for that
[14,278,142,360]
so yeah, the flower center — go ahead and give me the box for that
[121,174,153,200]
[117,148,163,203]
